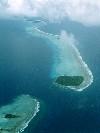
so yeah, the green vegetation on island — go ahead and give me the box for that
[55,76,84,86]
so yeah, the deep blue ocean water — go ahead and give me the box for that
[0,19,100,133]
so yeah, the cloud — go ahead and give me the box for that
[0,0,100,26]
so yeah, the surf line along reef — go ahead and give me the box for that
[26,27,93,91]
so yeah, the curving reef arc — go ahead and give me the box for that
[26,26,93,91]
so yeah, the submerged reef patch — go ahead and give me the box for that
[0,95,40,133]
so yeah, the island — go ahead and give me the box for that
[55,76,84,86]
[26,27,93,91]
[0,95,40,133]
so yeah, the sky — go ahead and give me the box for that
[0,0,100,26]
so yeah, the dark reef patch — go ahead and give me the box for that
[5,114,20,119]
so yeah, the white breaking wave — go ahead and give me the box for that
[0,0,100,26]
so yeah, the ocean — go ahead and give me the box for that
[0,19,100,133]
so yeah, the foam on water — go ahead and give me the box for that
[26,27,93,91]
